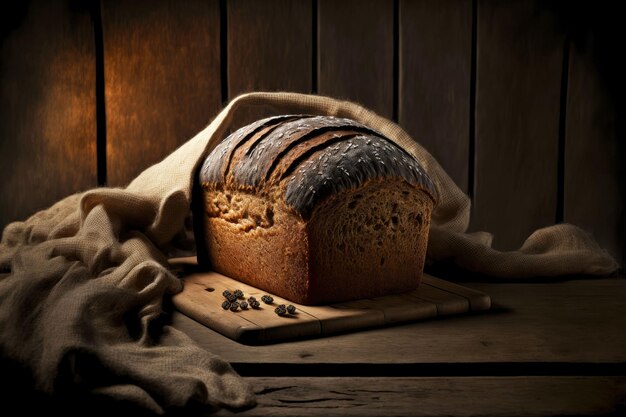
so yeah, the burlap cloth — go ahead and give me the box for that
[0,92,619,413]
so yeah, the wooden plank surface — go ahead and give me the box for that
[318,0,393,118]
[0,0,96,229]
[173,263,489,343]
[214,376,626,416]
[471,0,563,250]
[399,0,472,193]
[408,284,469,316]
[565,38,623,268]
[227,0,312,128]
[173,278,626,365]
[174,271,322,342]
[102,0,222,186]
[422,275,492,311]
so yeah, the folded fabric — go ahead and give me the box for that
[0,92,619,414]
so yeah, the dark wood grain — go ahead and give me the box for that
[565,39,623,268]
[228,0,311,97]
[471,0,563,250]
[0,0,96,229]
[102,0,222,187]
[399,0,472,193]
[174,278,626,365]
[172,264,488,342]
[227,0,312,127]
[318,0,393,118]
[213,376,626,416]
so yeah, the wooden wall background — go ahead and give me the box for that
[1,0,623,268]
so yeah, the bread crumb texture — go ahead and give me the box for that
[205,190,275,232]
[307,179,432,304]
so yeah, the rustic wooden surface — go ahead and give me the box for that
[102,0,222,187]
[471,0,563,250]
[565,38,623,268]
[0,0,96,229]
[399,0,472,193]
[176,277,626,415]
[227,0,312,128]
[213,376,626,416]
[318,0,393,118]
[173,278,626,366]
[173,263,490,342]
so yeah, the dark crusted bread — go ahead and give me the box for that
[196,115,438,305]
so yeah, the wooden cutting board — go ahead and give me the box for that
[171,258,491,343]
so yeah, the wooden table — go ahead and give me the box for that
[173,277,626,416]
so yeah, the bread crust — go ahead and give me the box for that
[197,115,437,304]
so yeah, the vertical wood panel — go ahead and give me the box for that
[228,0,311,97]
[471,0,563,250]
[318,0,393,118]
[227,0,312,127]
[102,0,221,187]
[399,0,472,193]
[0,0,96,229]
[565,39,623,267]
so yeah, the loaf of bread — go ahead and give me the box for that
[195,115,438,305]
